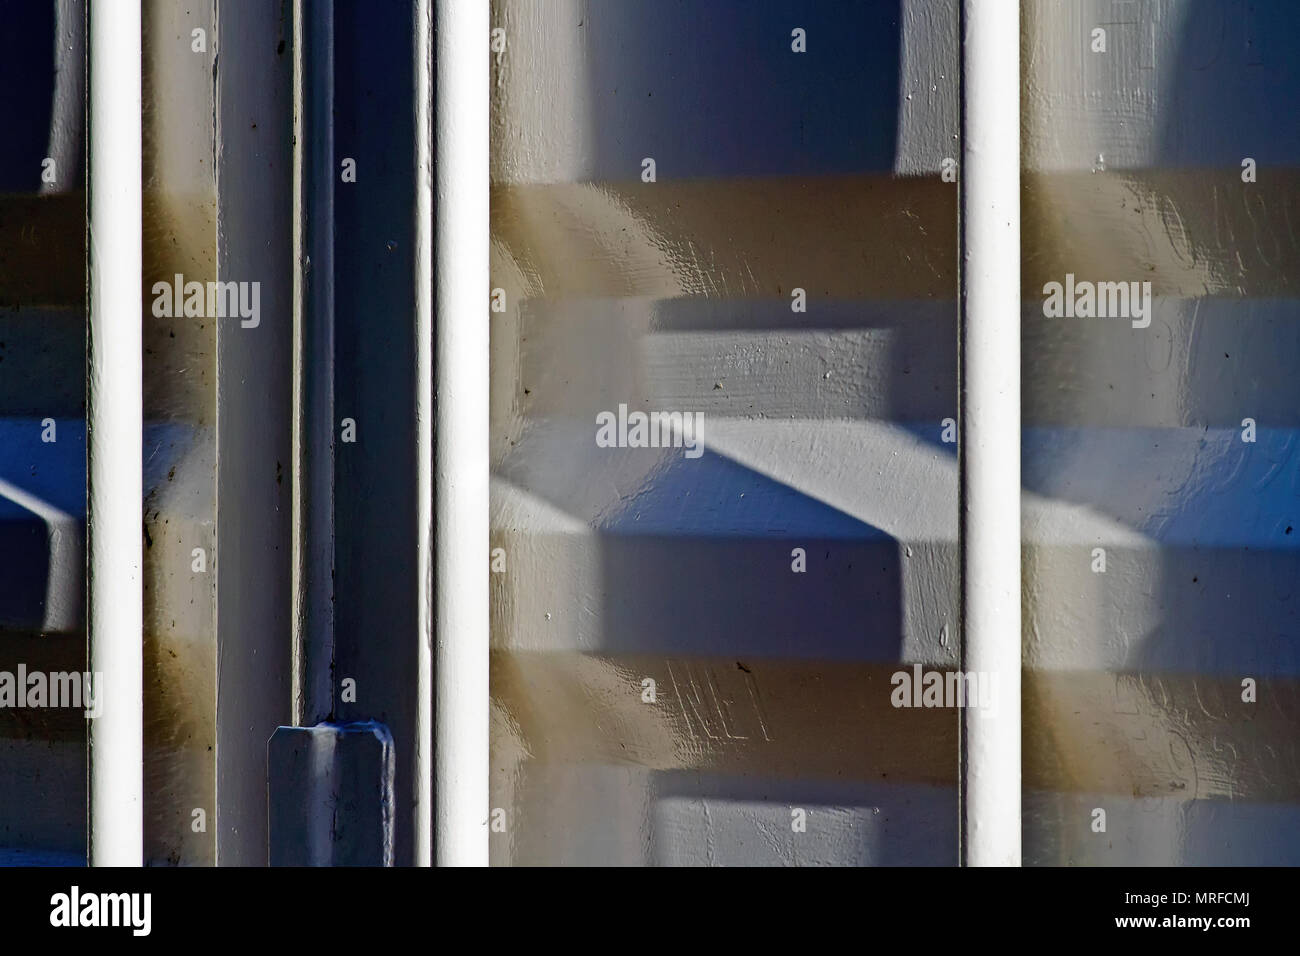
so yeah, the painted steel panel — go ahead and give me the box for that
[489,0,962,866]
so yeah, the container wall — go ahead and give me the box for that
[488,0,962,866]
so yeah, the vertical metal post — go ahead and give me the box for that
[433,0,489,866]
[87,0,143,867]
[214,0,295,865]
[293,0,337,730]
[413,0,434,866]
[959,0,1021,867]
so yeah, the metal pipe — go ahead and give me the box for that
[959,0,1021,867]
[432,0,489,866]
[413,0,434,867]
[292,0,336,730]
[87,0,143,867]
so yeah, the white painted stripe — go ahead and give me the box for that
[434,0,489,866]
[414,0,434,868]
[87,0,143,867]
[959,0,1021,867]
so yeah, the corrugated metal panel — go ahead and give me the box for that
[488,0,962,865]
[1020,0,1300,864]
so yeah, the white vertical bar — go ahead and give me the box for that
[413,0,434,867]
[960,0,1021,867]
[87,0,143,867]
[433,0,489,866]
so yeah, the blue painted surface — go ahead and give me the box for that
[0,848,84,867]
[0,2,54,192]
[0,421,206,631]
[583,0,902,178]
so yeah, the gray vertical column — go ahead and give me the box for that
[214,0,295,865]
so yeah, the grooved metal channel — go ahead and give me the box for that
[326,0,428,867]
[292,0,337,737]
